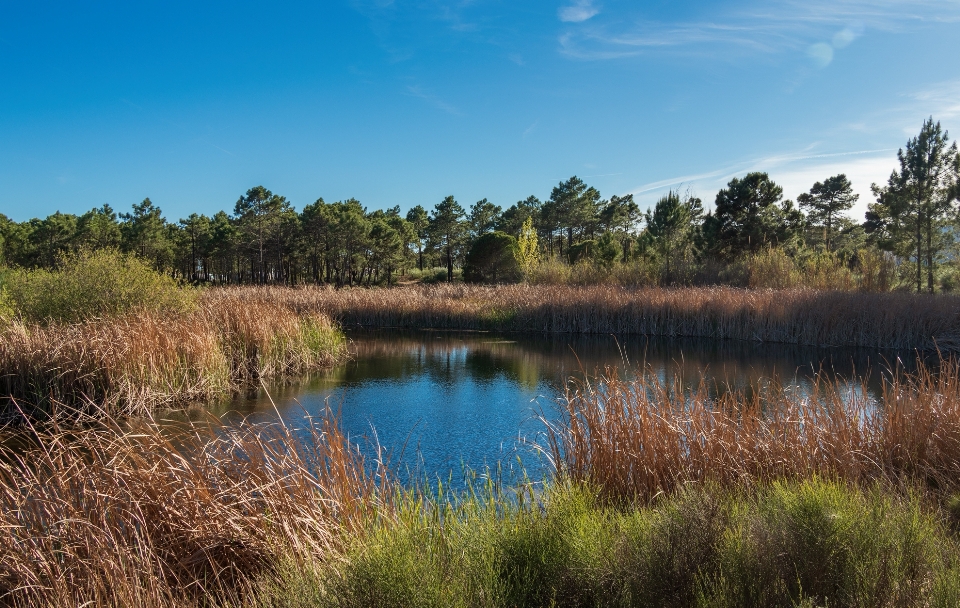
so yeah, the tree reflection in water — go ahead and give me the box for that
[194,330,926,487]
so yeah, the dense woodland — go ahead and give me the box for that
[3,118,959,292]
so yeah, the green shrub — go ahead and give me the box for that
[463,232,521,284]
[0,284,14,324]
[713,480,939,607]
[419,267,460,284]
[566,235,622,268]
[3,248,196,324]
[328,525,451,608]
[567,239,596,265]
[296,480,953,608]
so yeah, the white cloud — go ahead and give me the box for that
[807,42,834,67]
[558,0,960,60]
[911,80,960,123]
[831,24,863,48]
[764,154,899,219]
[622,75,960,220]
[628,148,900,220]
[559,1,599,23]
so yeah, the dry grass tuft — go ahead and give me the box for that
[0,291,346,419]
[0,408,387,607]
[546,359,960,503]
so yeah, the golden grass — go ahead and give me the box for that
[3,356,960,604]
[211,284,960,351]
[0,291,346,419]
[0,408,388,607]
[546,359,960,503]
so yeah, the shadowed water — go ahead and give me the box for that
[191,330,924,486]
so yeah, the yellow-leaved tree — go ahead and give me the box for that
[515,216,541,279]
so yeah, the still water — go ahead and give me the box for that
[194,330,921,485]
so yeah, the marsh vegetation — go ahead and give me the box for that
[3,359,960,606]
[0,251,345,420]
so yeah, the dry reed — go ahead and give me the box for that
[0,408,388,607]
[4,353,960,604]
[0,291,346,419]
[210,284,960,351]
[546,359,960,503]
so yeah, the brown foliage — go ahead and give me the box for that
[546,359,960,503]
[212,284,960,351]
[0,408,387,606]
[0,291,345,419]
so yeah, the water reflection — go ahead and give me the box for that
[193,330,925,486]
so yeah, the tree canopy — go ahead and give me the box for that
[3,119,959,292]
[703,172,803,261]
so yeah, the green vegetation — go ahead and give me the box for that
[2,117,958,291]
[462,231,520,283]
[266,480,958,608]
[0,251,345,419]
[1,248,195,324]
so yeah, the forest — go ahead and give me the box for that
[3,118,959,292]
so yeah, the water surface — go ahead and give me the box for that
[194,330,922,485]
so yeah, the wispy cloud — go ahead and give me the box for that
[203,140,234,156]
[828,78,960,139]
[405,85,461,115]
[770,155,899,217]
[629,167,736,196]
[559,0,960,61]
[522,120,539,138]
[628,147,902,219]
[559,0,600,23]
[911,80,960,123]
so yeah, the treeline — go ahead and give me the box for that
[2,118,959,291]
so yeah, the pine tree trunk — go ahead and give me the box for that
[927,215,935,293]
[916,212,923,294]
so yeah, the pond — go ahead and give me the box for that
[194,330,923,486]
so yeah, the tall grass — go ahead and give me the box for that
[0,408,387,607]
[281,480,958,608]
[546,359,960,504]
[0,292,345,419]
[6,358,960,605]
[215,283,960,351]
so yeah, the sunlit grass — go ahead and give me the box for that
[546,359,960,503]
[0,292,346,419]
[217,283,960,351]
[4,358,960,606]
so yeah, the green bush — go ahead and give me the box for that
[463,232,521,284]
[2,248,196,324]
[287,480,954,608]
[417,267,461,284]
[567,239,596,265]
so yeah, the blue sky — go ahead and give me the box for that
[2,0,959,223]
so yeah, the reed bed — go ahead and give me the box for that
[0,408,388,607]
[212,283,960,351]
[546,360,960,503]
[5,358,960,605]
[0,292,346,419]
